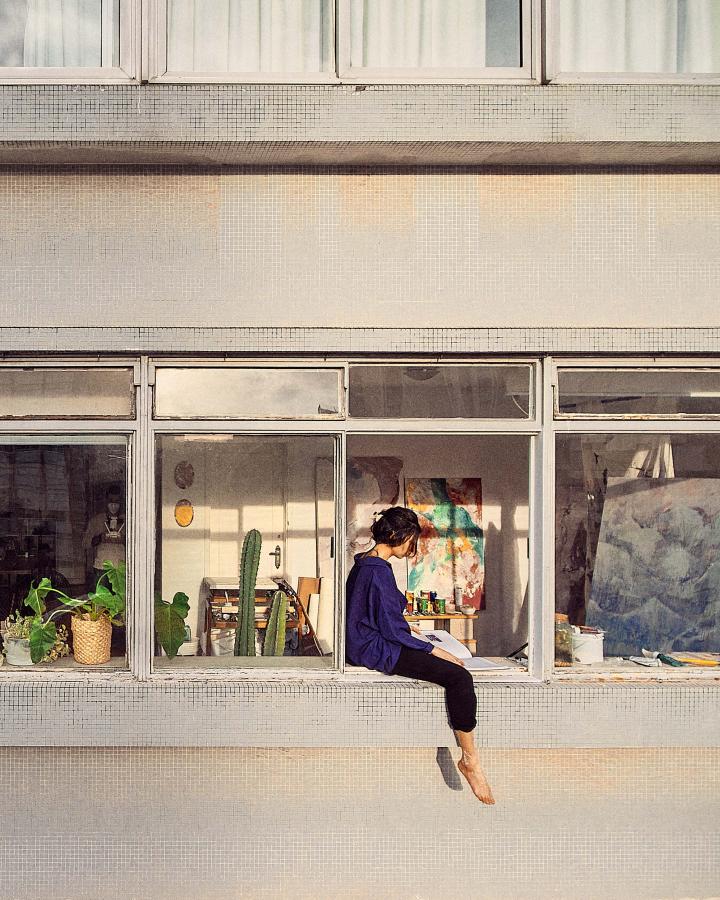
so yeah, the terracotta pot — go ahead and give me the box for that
[71,615,112,665]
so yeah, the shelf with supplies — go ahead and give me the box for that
[202,576,306,656]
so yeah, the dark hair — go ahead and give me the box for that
[371,506,421,554]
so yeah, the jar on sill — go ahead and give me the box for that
[554,613,574,667]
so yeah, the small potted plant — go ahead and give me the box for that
[16,560,125,666]
[68,561,126,665]
[2,608,71,666]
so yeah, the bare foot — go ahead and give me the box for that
[457,756,496,805]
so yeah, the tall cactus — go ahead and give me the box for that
[234,528,262,656]
[262,590,288,657]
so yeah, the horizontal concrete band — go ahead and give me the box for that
[1,680,718,748]
[0,84,718,166]
[1,141,719,167]
[0,326,719,354]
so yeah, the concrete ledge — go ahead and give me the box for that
[1,679,718,748]
[1,326,720,354]
[1,84,718,166]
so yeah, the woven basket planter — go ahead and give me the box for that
[71,615,112,665]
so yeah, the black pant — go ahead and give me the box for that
[390,647,478,732]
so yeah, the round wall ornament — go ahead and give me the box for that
[174,461,195,489]
[174,499,194,528]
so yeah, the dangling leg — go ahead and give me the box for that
[455,727,495,805]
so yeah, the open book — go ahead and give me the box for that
[413,629,514,671]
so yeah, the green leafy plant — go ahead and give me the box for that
[262,590,288,657]
[234,529,262,657]
[20,560,126,664]
[155,591,190,659]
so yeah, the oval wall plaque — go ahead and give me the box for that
[174,499,194,527]
[174,461,195,490]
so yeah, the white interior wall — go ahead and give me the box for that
[160,436,331,651]
[347,434,530,656]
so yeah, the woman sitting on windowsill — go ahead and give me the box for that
[345,506,495,805]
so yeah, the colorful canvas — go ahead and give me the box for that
[405,478,485,609]
[346,457,403,571]
[588,477,720,656]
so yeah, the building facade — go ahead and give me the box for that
[1,3,719,898]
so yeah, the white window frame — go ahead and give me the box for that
[0,358,141,677]
[548,356,720,681]
[336,0,538,84]
[146,0,339,83]
[145,356,542,681]
[146,0,540,84]
[545,0,720,85]
[553,360,720,421]
[0,0,140,84]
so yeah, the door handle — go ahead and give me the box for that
[269,545,281,570]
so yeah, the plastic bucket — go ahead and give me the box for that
[571,630,604,665]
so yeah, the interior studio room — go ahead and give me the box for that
[155,433,337,668]
[347,433,530,668]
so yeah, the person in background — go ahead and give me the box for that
[345,506,495,804]
[82,484,126,588]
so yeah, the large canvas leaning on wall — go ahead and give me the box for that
[405,478,485,609]
[588,477,720,656]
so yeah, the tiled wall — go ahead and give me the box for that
[1,167,719,330]
[1,679,719,748]
[2,745,718,899]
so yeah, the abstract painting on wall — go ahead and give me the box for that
[346,456,403,571]
[588,477,720,655]
[405,478,485,609]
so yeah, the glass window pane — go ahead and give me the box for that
[166,0,333,74]
[0,368,135,419]
[557,0,720,75]
[154,368,342,419]
[0,437,128,670]
[154,434,336,669]
[555,433,720,672]
[349,365,532,418]
[0,0,120,68]
[349,0,522,70]
[557,369,720,417]
[347,434,530,668]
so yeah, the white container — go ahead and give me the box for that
[4,637,33,666]
[571,630,604,665]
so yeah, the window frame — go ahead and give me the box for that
[146,0,340,84]
[0,0,140,84]
[553,362,720,421]
[0,358,141,677]
[548,356,720,680]
[336,0,538,84]
[146,0,541,84]
[545,0,720,85]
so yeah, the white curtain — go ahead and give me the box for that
[350,0,488,69]
[558,0,720,73]
[167,0,331,73]
[23,0,116,67]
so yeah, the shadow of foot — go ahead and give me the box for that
[436,746,463,791]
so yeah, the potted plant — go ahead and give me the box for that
[18,560,125,666]
[68,561,126,665]
[2,608,71,666]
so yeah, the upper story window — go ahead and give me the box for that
[551,0,720,81]
[150,0,533,82]
[0,0,134,81]
[162,0,335,79]
[339,0,530,80]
